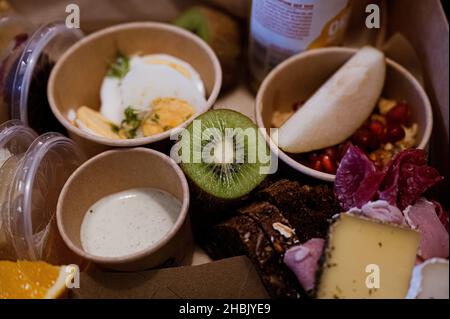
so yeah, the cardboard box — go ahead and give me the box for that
[10,0,449,298]
[389,0,449,201]
[70,256,269,299]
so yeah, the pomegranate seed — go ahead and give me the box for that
[384,124,405,143]
[351,128,373,151]
[368,120,385,137]
[386,103,410,125]
[323,147,337,161]
[311,159,323,172]
[321,155,335,173]
[369,135,381,152]
[308,152,320,163]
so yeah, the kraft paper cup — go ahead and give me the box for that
[256,47,433,182]
[48,22,222,157]
[56,148,192,271]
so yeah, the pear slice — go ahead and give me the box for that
[278,46,386,153]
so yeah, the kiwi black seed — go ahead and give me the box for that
[179,109,270,207]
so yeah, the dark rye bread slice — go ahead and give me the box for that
[238,202,307,298]
[204,213,301,298]
[257,179,341,242]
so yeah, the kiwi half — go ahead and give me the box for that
[179,109,269,204]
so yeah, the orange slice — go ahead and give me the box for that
[0,260,67,299]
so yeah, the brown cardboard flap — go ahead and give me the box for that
[70,256,269,299]
[10,0,248,32]
[386,0,449,199]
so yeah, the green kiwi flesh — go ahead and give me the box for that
[180,109,269,200]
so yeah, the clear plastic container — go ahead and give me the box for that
[0,14,32,124]
[0,120,38,259]
[0,120,86,264]
[1,20,83,134]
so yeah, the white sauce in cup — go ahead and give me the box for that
[80,188,181,258]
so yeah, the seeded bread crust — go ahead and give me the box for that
[257,179,341,242]
[238,202,300,255]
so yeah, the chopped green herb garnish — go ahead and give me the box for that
[149,113,160,124]
[120,106,142,139]
[107,54,130,78]
[124,107,139,123]
[110,123,120,134]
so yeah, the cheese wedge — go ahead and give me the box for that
[316,214,420,299]
[278,46,386,153]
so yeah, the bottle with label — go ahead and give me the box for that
[248,0,352,92]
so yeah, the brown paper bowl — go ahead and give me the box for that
[256,47,433,182]
[56,148,192,271]
[48,22,222,157]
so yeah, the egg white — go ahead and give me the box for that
[120,61,207,114]
[100,77,123,125]
[140,54,205,97]
[99,55,207,127]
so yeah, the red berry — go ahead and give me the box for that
[308,152,320,163]
[368,120,385,138]
[386,103,410,125]
[311,159,323,172]
[369,135,381,152]
[323,147,337,161]
[351,128,373,151]
[367,120,385,151]
[321,154,335,173]
[384,124,405,143]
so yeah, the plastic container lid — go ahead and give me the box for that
[0,14,31,124]
[0,120,37,260]
[0,119,37,153]
[0,123,86,263]
[9,21,83,133]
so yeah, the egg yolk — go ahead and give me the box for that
[142,98,195,137]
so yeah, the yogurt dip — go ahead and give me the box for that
[80,188,181,258]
